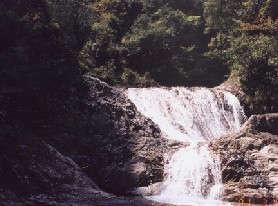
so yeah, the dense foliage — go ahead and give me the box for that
[1,0,228,91]
[75,0,228,86]
[0,0,81,94]
[1,0,277,113]
[204,0,278,114]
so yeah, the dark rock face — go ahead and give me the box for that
[250,114,278,135]
[0,141,167,206]
[59,76,167,195]
[210,113,278,204]
[0,76,167,204]
[0,141,98,205]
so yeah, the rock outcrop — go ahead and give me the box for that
[0,76,168,204]
[210,113,278,204]
[0,140,168,206]
[74,76,167,194]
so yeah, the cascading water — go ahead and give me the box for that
[127,87,246,206]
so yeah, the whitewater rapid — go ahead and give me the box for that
[127,87,246,206]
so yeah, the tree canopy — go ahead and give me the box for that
[76,0,228,86]
[204,0,278,114]
[0,0,277,113]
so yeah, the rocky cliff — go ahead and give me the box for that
[210,113,278,204]
[0,76,168,205]
[46,76,167,195]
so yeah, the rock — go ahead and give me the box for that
[0,75,169,204]
[248,114,278,135]
[210,113,278,204]
[0,140,170,205]
[31,75,168,195]
[130,182,164,196]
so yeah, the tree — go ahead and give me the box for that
[78,0,227,86]
[203,0,278,114]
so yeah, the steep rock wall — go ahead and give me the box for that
[0,75,167,204]
[29,75,167,195]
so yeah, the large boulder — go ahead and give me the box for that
[0,75,168,204]
[44,76,167,195]
[210,113,278,204]
[0,140,167,205]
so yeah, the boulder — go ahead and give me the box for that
[0,140,168,205]
[210,113,278,204]
[44,76,167,195]
[0,75,168,204]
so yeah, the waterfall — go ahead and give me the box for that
[127,87,246,206]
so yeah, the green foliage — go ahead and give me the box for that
[122,7,203,85]
[228,34,278,113]
[0,0,80,93]
[204,0,278,114]
[77,0,228,87]
[120,68,156,87]
[4,0,277,114]
[46,0,96,50]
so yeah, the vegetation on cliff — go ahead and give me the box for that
[0,0,277,113]
[203,0,278,114]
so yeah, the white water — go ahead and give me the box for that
[127,87,246,206]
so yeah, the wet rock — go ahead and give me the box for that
[210,113,278,204]
[130,182,164,196]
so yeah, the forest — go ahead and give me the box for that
[0,0,277,114]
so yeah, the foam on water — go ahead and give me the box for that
[127,87,246,206]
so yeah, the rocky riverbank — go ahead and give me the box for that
[0,76,169,205]
[1,75,277,205]
[0,140,174,206]
[210,114,278,204]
